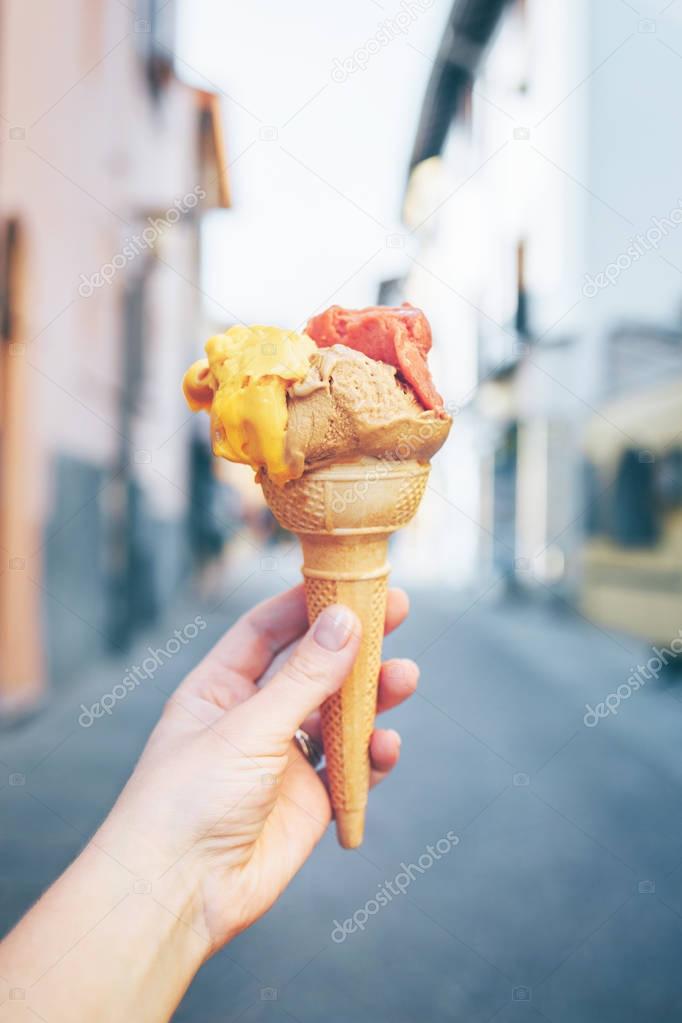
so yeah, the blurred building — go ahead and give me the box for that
[403,0,682,632]
[582,328,682,644]
[0,0,229,711]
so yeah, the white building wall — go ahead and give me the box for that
[402,0,682,589]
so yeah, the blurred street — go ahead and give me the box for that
[3,571,682,1022]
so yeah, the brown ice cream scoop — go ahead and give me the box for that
[284,344,451,479]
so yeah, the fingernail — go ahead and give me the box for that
[313,605,355,651]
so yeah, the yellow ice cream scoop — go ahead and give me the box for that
[182,324,317,484]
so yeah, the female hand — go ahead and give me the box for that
[96,584,418,956]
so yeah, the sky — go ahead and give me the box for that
[177,0,451,328]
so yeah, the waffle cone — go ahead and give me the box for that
[260,457,430,848]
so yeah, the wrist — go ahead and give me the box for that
[92,806,212,963]
[0,835,209,1023]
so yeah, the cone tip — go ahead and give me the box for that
[336,809,365,849]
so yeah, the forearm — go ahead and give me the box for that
[0,833,208,1023]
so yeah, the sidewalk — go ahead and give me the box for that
[3,575,682,1021]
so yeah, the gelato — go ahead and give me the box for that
[284,344,450,479]
[182,310,450,487]
[305,303,443,410]
[183,325,316,484]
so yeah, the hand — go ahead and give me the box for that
[96,585,418,956]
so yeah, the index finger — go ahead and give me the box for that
[194,585,410,687]
[200,584,309,682]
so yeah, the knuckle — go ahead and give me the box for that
[283,649,330,690]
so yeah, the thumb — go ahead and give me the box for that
[239,604,361,741]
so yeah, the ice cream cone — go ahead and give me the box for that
[260,457,430,848]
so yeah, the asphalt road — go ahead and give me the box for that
[2,570,682,1022]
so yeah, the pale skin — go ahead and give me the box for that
[0,585,418,1023]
